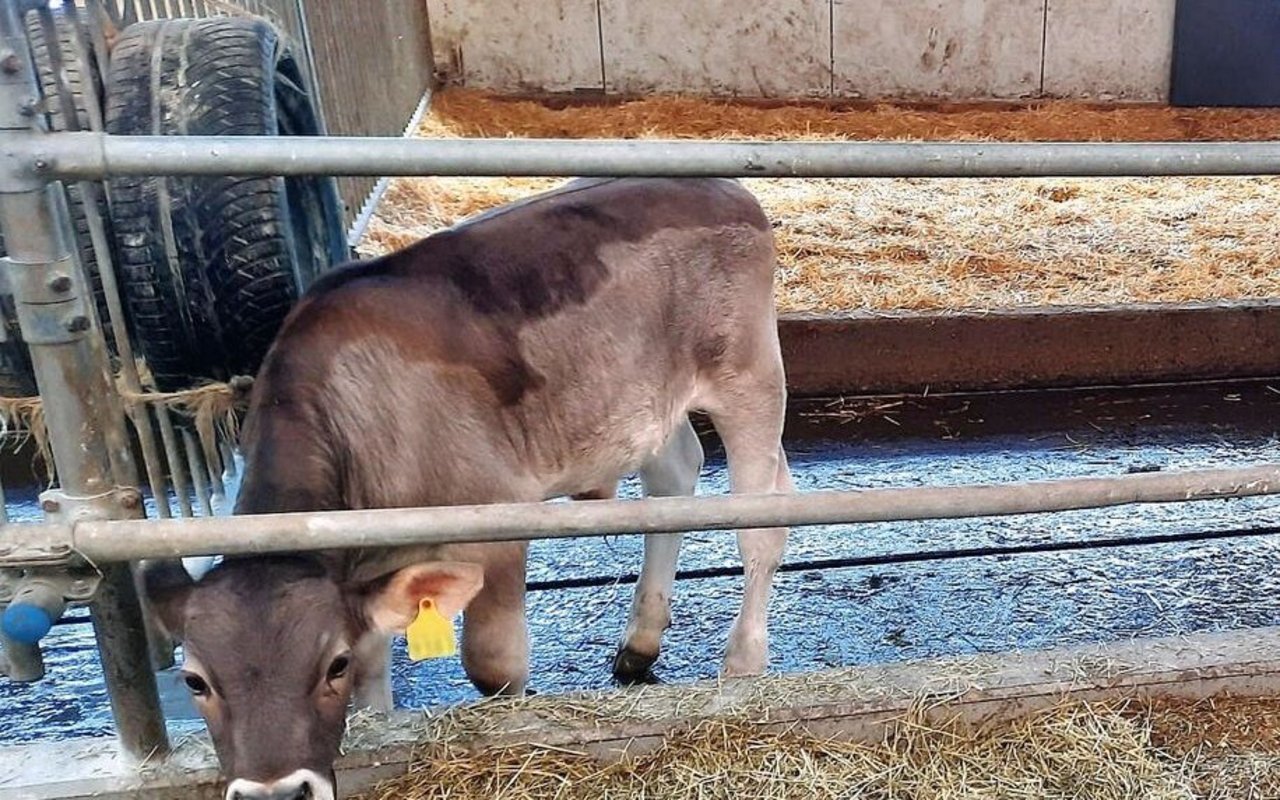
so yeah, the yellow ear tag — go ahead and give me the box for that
[405,598,457,661]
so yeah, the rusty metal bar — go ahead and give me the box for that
[154,405,192,517]
[46,462,1280,564]
[180,427,212,517]
[83,0,115,87]
[0,0,167,761]
[25,132,1280,179]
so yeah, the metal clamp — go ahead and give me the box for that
[0,567,100,606]
[0,487,132,647]
[2,254,92,344]
[0,130,50,193]
[39,485,144,525]
[0,487,142,568]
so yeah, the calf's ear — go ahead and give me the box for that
[137,559,195,639]
[361,562,484,633]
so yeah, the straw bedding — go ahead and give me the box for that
[360,90,1280,312]
[355,693,1280,800]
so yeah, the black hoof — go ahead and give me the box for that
[471,677,525,697]
[612,646,661,685]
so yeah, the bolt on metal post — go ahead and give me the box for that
[0,0,168,762]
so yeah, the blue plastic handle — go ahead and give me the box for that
[2,602,54,644]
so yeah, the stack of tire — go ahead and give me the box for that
[0,11,348,396]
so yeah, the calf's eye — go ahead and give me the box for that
[326,654,351,682]
[183,673,210,697]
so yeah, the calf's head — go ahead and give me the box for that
[143,555,483,800]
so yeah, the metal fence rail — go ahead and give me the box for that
[2,463,1276,565]
[28,133,1280,179]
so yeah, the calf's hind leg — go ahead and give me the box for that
[706,366,791,677]
[612,417,704,683]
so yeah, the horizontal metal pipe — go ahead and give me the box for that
[28,133,1280,180]
[67,463,1280,563]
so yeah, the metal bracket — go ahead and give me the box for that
[0,564,100,666]
[40,485,144,525]
[0,564,100,606]
[0,130,48,193]
[2,254,91,344]
[0,487,141,568]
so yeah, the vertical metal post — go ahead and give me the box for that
[181,427,212,517]
[220,439,237,481]
[0,0,168,762]
[155,405,193,517]
[290,0,328,135]
[0,623,44,681]
[84,0,116,88]
[204,432,226,502]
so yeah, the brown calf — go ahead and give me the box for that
[142,177,792,800]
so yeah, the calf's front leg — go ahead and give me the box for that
[458,541,530,695]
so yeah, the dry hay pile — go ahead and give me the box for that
[356,694,1280,800]
[360,90,1280,313]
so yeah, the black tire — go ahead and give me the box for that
[105,17,348,391]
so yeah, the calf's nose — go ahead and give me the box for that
[226,770,333,800]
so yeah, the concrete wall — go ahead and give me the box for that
[427,0,1176,102]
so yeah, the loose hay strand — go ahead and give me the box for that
[360,90,1280,314]
[0,374,253,486]
[0,394,52,483]
[116,374,251,468]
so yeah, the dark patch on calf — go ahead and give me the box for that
[306,177,766,325]
[481,339,547,406]
[234,384,343,515]
[282,179,768,409]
